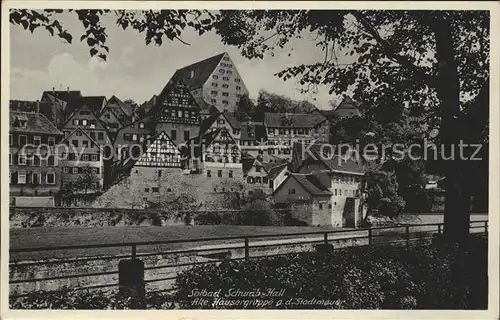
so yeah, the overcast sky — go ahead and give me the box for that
[9,11,352,109]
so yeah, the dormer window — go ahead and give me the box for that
[190,70,195,78]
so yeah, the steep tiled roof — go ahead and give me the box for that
[139,95,157,115]
[291,142,365,174]
[106,95,134,117]
[223,112,242,129]
[80,96,107,114]
[317,109,338,120]
[264,113,316,128]
[333,97,362,119]
[42,90,82,105]
[262,162,288,180]
[172,52,225,89]
[9,100,51,113]
[242,158,256,175]
[199,113,220,135]
[9,111,63,135]
[240,124,267,142]
[336,96,361,109]
[289,173,332,197]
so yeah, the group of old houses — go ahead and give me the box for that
[9,52,366,226]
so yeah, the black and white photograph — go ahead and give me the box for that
[2,1,498,316]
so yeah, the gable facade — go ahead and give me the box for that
[200,53,249,113]
[151,75,201,147]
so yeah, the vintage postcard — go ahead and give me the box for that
[1,1,499,319]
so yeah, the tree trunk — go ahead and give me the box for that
[430,13,471,241]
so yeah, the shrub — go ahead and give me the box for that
[175,237,487,309]
[10,237,487,310]
[10,288,176,310]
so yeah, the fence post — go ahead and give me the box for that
[119,244,145,307]
[324,232,328,244]
[405,226,410,248]
[368,228,372,246]
[244,237,249,259]
[131,244,137,260]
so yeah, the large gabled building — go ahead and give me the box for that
[172,52,250,114]
[148,74,202,147]
[9,111,64,205]
[40,89,83,127]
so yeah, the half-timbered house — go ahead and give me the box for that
[149,74,201,147]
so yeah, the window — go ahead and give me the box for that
[82,119,88,126]
[235,78,241,83]
[152,187,159,193]
[139,122,145,129]
[223,57,229,61]
[184,130,190,141]
[222,92,229,97]
[98,132,104,140]
[144,188,149,193]
[219,69,225,74]
[72,140,79,147]
[227,70,232,75]
[48,137,55,146]
[255,165,261,172]
[63,167,69,173]
[222,84,229,88]
[229,170,233,178]
[124,133,130,141]
[236,86,241,90]
[329,203,332,209]
[46,173,55,184]
[211,99,217,104]
[83,140,89,148]
[178,110,183,118]
[132,134,138,141]
[92,154,98,161]
[288,188,296,194]
[73,167,79,174]
[212,82,218,87]
[48,156,55,166]
[223,77,229,81]
[33,136,41,146]
[319,204,323,210]
[334,189,337,196]
[73,119,79,125]
[207,170,211,177]
[218,170,222,177]
[18,172,26,184]
[212,75,218,79]
[158,170,162,177]
[167,188,172,192]
[9,134,12,146]
[92,168,99,174]
[18,153,26,165]
[222,100,228,105]
[18,135,27,146]
[82,154,89,161]
[263,177,268,184]
[170,130,177,140]
[211,90,218,95]
[339,190,342,196]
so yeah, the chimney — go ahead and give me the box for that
[52,87,55,95]
[36,100,40,113]
[67,86,70,93]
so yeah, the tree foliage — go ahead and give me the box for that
[9,9,217,60]
[256,89,317,113]
[11,9,490,239]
